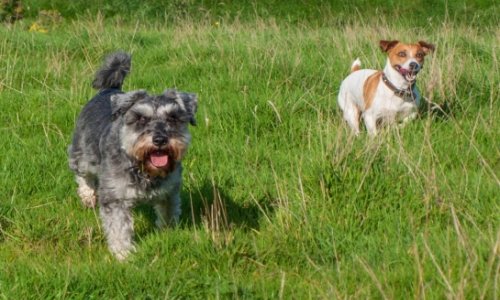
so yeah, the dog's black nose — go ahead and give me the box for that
[409,62,420,71]
[153,135,168,146]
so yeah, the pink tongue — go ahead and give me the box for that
[399,68,409,75]
[150,151,169,167]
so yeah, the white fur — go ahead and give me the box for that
[132,103,154,117]
[76,175,97,208]
[338,58,419,136]
[351,58,361,70]
[156,103,178,116]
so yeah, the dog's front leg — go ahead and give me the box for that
[75,175,97,208]
[100,201,135,260]
[399,111,418,128]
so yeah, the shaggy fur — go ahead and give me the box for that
[68,52,197,260]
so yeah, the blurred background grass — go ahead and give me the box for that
[17,0,500,27]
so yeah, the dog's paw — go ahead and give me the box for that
[80,194,96,208]
[398,112,418,128]
[78,186,97,208]
[112,245,136,261]
[114,250,131,261]
[155,218,167,229]
[155,216,178,229]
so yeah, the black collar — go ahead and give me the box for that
[381,73,417,100]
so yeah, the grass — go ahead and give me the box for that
[0,2,499,298]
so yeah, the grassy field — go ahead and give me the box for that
[0,1,499,298]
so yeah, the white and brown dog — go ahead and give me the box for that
[338,40,435,135]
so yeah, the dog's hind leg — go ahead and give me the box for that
[344,107,361,135]
[341,95,361,135]
[154,193,181,229]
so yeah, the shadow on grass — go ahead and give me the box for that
[182,180,273,231]
[0,204,14,244]
[133,179,274,240]
[420,98,455,120]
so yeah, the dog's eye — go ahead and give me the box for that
[397,51,406,57]
[416,52,424,58]
[167,114,180,123]
[137,116,149,125]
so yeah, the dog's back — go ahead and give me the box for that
[338,59,378,112]
[68,52,131,175]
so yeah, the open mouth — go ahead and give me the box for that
[148,149,170,169]
[394,65,418,82]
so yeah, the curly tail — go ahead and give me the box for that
[92,51,131,90]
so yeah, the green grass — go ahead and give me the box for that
[0,2,499,299]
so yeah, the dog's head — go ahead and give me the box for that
[380,40,435,82]
[111,89,197,177]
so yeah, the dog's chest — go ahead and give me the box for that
[117,168,182,203]
[373,86,418,118]
[141,183,176,202]
[123,179,178,203]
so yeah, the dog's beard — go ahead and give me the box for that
[128,135,188,178]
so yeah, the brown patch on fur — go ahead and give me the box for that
[129,134,151,162]
[418,41,435,54]
[129,134,189,178]
[380,40,400,52]
[351,64,361,73]
[363,71,382,110]
[386,41,434,67]
[143,163,169,178]
[129,135,164,177]
[168,138,188,161]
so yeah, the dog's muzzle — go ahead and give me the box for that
[395,63,420,82]
[409,62,421,72]
[149,134,170,168]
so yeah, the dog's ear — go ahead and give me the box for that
[379,40,399,52]
[163,90,198,126]
[110,90,147,120]
[180,93,198,126]
[418,41,435,54]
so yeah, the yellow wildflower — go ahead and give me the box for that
[28,22,48,33]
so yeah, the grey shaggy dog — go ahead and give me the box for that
[68,52,197,260]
